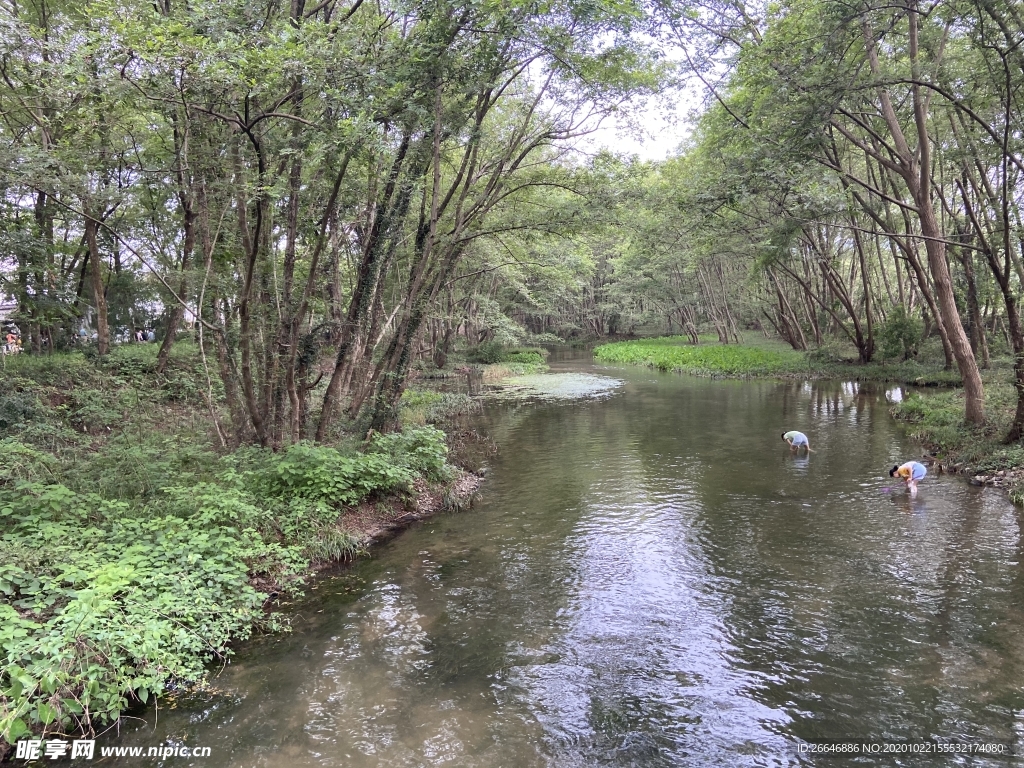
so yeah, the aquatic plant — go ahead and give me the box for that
[486,372,623,401]
[594,338,808,377]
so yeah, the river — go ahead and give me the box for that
[108,350,1024,766]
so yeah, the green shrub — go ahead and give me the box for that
[0,441,57,486]
[0,391,39,433]
[257,442,414,506]
[0,346,461,746]
[400,391,480,429]
[99,345,156,381]
[1,353,93,390]
[879,306,923,361]
[425,393,480,424]
[399,389,443,426]
[465,341,506,364]
[245,428,449,512]
[502,349,545,366]
[68,389,124,434]
[0,439,436,743]
[399,390,444,410]
[806,336,854,363]
[525,332,563,345]
[368,426,450,482]
[465,343,546,368]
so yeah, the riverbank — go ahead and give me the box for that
[594,336,1024,504]
[890,381,1024,504]
[0,344,485,753]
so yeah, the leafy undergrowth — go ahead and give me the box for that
[594,337,809,377]
[891,380,1024,504]
[0,430,451,746]
[0,345,463,748]
[411,344,549,383]
[465,343,549,377]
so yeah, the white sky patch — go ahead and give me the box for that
[576,107,691,160]
[572,74,704,161]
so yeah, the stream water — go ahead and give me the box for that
[109,350,1024,766]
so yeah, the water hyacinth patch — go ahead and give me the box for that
[594,338,809,378]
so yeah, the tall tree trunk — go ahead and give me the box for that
[84,214,109,356]
[861,11,980,417]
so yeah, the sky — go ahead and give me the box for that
[581,112,690,160]
[575,85,703,161]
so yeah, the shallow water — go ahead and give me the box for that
[109,350,1024,766]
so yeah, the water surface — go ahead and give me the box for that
[111,351,1024,766]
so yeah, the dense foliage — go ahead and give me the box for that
[0,0,661,444]
[591,0,1024,436]
[0,346,453,745]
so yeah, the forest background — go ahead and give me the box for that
[2,0,1024,750]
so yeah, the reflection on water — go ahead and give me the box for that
[110,351,1024,767]
[887,386,906,403]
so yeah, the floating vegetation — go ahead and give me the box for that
[485,372,623,401]
[595,338,808,377]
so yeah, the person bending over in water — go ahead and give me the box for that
[782,431,811,453]
[890,461,927,497]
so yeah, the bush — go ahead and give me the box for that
[99,345,156,381]
[878,306,923,361]
[0,481,299,744]
[464,343,546,368]
[464,341,506,364]
[502,349,545,366]
[0,346,461,746]
[0,391,39,433]
[68,388,126,434]
[258,442,414,506]
[399,389,443,426]
[524,332,563,345]
[400,390,480,429]
[0,440,58,486]
[0,425,455,745]
[806,336,854,363]
[368,426,450,482]
[426,393,481,424]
